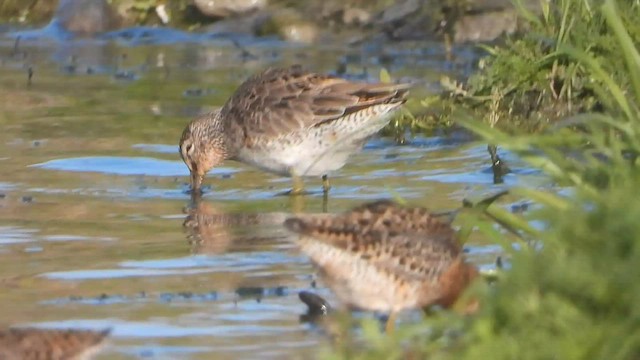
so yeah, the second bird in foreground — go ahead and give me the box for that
[179,65,411,195]
[284,200,479,332]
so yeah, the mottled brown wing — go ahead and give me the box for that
[342,199,460,237]
[220,65,411,139]
[375,231,460,283]
[284,201,461,282]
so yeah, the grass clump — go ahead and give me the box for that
[327,0,640,359]
[432,0,640,132]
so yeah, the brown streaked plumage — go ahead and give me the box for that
[0,327,111,360]
[284,200,478,332]
[179,65,411,194]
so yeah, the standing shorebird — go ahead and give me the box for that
[284,200,479,333]
[0,327,111,360]
[179,65,411,195]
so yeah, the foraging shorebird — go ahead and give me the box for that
[0,327,111,360]
[179,65,410,195]
[284,200,479,332]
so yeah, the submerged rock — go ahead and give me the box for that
[258,9,319,43]
[376,0,437,41]
[194,0,268,18]
[204,11,271,36]
[342,7,371,26]
[453,9,518,43]
[53,0,121,36]
[204,7,318,43]
[278,22,318,43]
[379,0,421,24]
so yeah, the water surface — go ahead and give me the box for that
[0,25,541,359]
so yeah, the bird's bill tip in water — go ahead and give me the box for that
[190,171,203,194]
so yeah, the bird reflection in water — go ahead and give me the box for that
[182,198,290,255]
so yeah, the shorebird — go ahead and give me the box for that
[179,65,410,195]
[0,327,111,360]
[284,200,479,333]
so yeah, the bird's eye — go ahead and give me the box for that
[180,143,195,163]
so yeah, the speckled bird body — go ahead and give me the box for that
[284,200,478,314]
[233,104,399,177]
[179,65,410,192]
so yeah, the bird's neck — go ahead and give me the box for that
[220,121,244,160]
[204,113,236,160]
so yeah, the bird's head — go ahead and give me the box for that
[179,110,227,193]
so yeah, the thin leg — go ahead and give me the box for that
[291,173,305,196]
[444,33,453,62]
[385,312,396,334]
[290,195,305,214]
[322,191,328,213]
[322,175,331,194]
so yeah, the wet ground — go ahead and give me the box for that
[0,25,544,359]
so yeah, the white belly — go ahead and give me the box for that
[235,109,396,177]
[236,135,355,177]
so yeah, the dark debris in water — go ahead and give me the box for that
[183,88,216,97]
[235,286,288,298]
[27,66,33,86]
[45,290,220,306]
[488,144,511,184]
[46,286,290,306]
[98,26,196,45]
[158,291,219,303]
[299,291,331,316]
[112,70,138,81]
[511,202,530,214]
[298,291,332,324]
[230,38,258,61]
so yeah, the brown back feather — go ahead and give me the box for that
[284,200,461,283]
[221,65,411,138]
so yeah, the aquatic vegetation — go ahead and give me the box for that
[327,0,640,358]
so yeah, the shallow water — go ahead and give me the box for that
[0,25,543,359]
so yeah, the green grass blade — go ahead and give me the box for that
[512,188,571,211]
[602,0,640,105]
[561,45,633,119]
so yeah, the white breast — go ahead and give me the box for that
[236,105,400,177]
